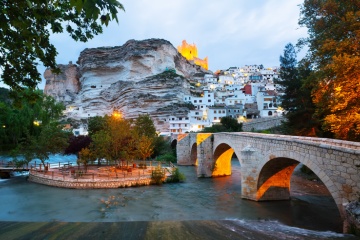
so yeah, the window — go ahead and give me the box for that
[179,117,182,120]
[195,112,199,115]
[172,124,175,127]
[214,110,217,113]
[199,100,202,103]
[228,110,231,112]
[223,110,225,113]
[208,94,210,97]
[214,117,217,120]
[172,118,175,120]
[201,106,203,108]
[194,100,197,103]
[185,124,187,127]
[185,97,187,100]
[208,99,211,102]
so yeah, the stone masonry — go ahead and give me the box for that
[177,132,360,232]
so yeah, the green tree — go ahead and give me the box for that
[133,114,157,139]
[276,43,299,111]
[19,123,70,169]
[299,0,360,141]
[202,116,242,133]
[1,0,124,91]
[88,116,106,137]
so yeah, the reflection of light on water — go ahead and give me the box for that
[224,218,353,239]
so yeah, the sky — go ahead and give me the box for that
[2,0,309,89]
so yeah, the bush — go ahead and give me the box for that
[166,168,185,183]
[151,166,165,185]
[157,153,176,163]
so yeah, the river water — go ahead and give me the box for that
[0,155,356,239]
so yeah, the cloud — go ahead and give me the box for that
[1,0,307,89]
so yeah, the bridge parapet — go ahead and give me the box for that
[177,132,360,232]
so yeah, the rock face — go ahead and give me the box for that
[44,38,211,132]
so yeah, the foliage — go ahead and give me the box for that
[0,89,65,150]
[133,114,156,139]
[276,44,322,136]
[0,0,124,91]
[17,123,70,168]
[89,115,157,165]
[298,0,360,141]
[78,147,93,172]
[152,136,173,157]
[0,88,10,103]
[202,116,242,133]
[64,135,92,155]
[166,168,185,183]
[275,43,299,111]
[157,153,177,163]
[137,135,154,161]
[88,116,107,136]
[151,166,165,185]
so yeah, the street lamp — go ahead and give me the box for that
[33,119,42,126]
[112,111,122,119]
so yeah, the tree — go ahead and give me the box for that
[137,135,154,162]
[19,123,70,169]
[0,89,65,149]
[276,43,299,111]
[133,114,157,139]
[88,116,107,137]
[1,0,124,91]
[64,135,92,155]
[78,147,93,172]
[203,116,243,133]
[299,0,360,141]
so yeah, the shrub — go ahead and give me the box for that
[157,153,176,163]
[151,166,165,185]
[166,167,185,183]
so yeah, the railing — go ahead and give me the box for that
[29,160,176,182]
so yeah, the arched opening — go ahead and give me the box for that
[268,111,273,116]
[256,157,343,232]
[171,139,177,158]
[212,143,234,177]
[190,143,197,166]
[257,157,298,201]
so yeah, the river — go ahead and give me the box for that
[0,155,357,239]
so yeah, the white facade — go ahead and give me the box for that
[207,107,227,124]
[256,91,281,117]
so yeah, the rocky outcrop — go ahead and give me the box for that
[44,63,80,104]
[44,38,211,132]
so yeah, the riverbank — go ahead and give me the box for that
[28,164,172,189]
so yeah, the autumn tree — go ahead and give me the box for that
[0,0,124,91]
[137,135,154,162]
[299,0,360,141]
[78,147,93,172]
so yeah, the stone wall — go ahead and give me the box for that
[242,116,284,131]
[29,173,152,189]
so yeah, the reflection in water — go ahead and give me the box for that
[0,158,343,234]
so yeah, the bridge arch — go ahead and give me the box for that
[256,148,341,216]
[190,143,197,166]
[212,143,235,177]
[170,139,177,150]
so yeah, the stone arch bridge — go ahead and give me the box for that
[175,132,360,230]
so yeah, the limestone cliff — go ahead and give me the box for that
[44,38,211,132]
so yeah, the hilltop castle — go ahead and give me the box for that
[177,40,208,70]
